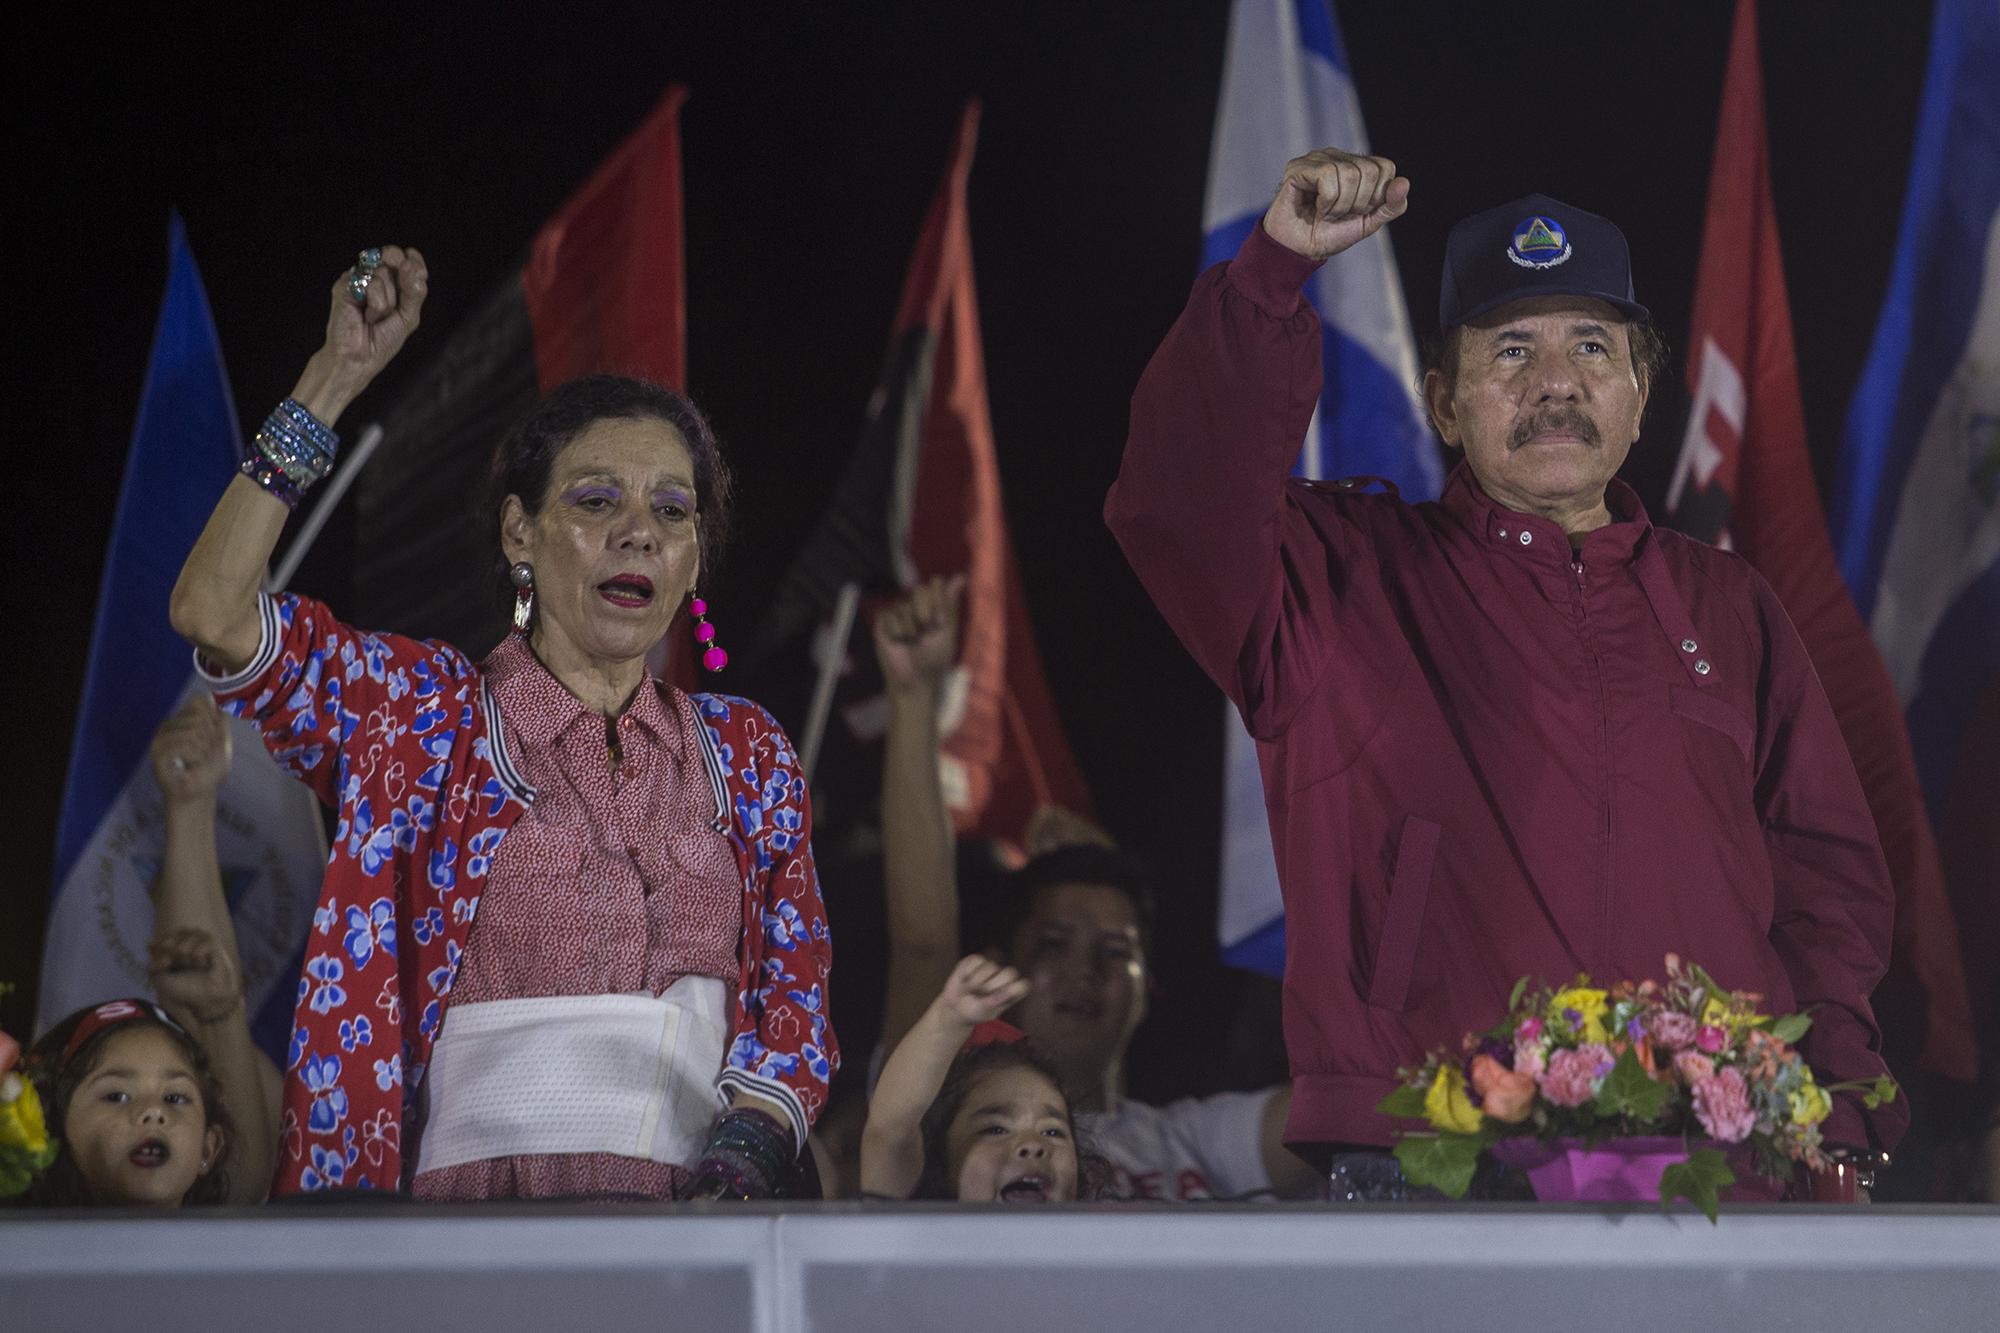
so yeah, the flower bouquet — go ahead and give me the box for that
[1375,955,1897,1221]
[1,1008,58,1197]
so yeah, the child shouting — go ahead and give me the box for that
[862,956,1078,1203]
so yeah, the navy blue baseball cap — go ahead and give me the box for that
[1438,193,1649,329]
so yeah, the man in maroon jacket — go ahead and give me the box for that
[1106,148,1907,1186]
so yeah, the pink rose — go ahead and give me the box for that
[1695,1024,1729,1054]
[1513,1039,1546,1078]
[1469,1054,1537,1124]
[1647,1011,1699,1051]
[1674,1052,1715,1085]
[1537,1048,1601,1107]
[1692,1067,1756,1143]
[1516,1017,1543,1042]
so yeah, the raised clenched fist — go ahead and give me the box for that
[320,243,428,381]
[1261,148,1409,262]
[151,692,232,805]
[873,573,966,696]
[149,927,244,1026]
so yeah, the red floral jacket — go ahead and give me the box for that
[202,593,836,1194]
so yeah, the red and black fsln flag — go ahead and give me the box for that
[752,101,1092,851]
[351,87,688,658]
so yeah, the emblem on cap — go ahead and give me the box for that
[1507,215,1572,270]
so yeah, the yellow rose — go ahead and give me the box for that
[0,1074,49,1155]
[1551,988,1611,1044]
[1423,1064,1485,1135]
[1789,1083,1832,1126]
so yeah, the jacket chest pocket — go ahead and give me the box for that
[1368,815,1441,1012]
[1669,685,1754,763]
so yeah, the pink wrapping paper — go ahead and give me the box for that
[1489,1136,1787,1202]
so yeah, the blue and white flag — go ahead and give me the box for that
[1202,0,1442,974]
[1832,0,2000,825]
[41,216,324,1054]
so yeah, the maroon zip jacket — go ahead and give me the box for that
[1107,222,1906,1153]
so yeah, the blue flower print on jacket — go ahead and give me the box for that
[338,1016,373,1052]
[411,906,445,946]
[305,954,347,1015]
[344,897,397,969]
[427,839,458,894]
[764,899,806,951]
[465,826,505,878]
[302,1052,348,1133]
[374,1054,402,1091]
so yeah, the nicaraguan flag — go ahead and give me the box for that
[41,216,325,1055]
[1202,0,1441,973]
[1831,0,2000,1019]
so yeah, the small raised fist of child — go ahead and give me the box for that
[148,928,244,1027]
[150,694,232,804]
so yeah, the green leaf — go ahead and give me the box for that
[1659,1148,1735,1224]
[1392,1133,1483,1199]
[1767,1012,1813,1044]
[1592,1047,1672,1123]
[1375,1083,1430,1121]
[1507,974,1531,1013]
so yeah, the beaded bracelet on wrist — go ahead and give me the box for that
[240,398,339,507]
[690,1107,798,1200]
[239,451,305,509]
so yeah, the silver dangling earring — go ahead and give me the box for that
[510,561,535,632]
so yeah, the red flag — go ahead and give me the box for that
[353,87,688,659]
[523,86,687,391]
[908,105,1090,842]
[756,102,1092,846]
[1664,2,1975,1079]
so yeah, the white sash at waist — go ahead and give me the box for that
[414,978,729,1175]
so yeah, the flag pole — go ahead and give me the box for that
[265,423,384,593]
[799,582,862,784]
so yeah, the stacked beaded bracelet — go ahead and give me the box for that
[240,398,340,509]
[689,1106,798,1200]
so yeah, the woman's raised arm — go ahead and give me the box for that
[169,246,428,669]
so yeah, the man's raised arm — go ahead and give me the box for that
[1104,151,1407,734]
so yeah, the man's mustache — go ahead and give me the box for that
[1510,407,1601,449]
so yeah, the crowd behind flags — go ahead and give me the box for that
[1201,0,1441,976]
[1661,0,1977,1082]
[1833,0,2000,1061]
[39,217,326,1057]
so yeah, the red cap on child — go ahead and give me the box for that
[57,998,189,1067]
[964,1020,1026,1050]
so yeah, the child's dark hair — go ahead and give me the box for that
[913,1041,1082,1201]
[985,844,1158,962]
[20,1008,233,1207]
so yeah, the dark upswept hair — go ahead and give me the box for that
[20,1009,233,1207]
[479,374,736,607]
[914,1040,1085,1202]
[985,844,1158,964]
[1418,318,1669,437]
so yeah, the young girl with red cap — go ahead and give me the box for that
[861,956,1079,1203]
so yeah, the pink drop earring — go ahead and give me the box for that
[691,592,727,671]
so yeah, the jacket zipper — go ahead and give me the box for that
[1573,556,1613,968]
